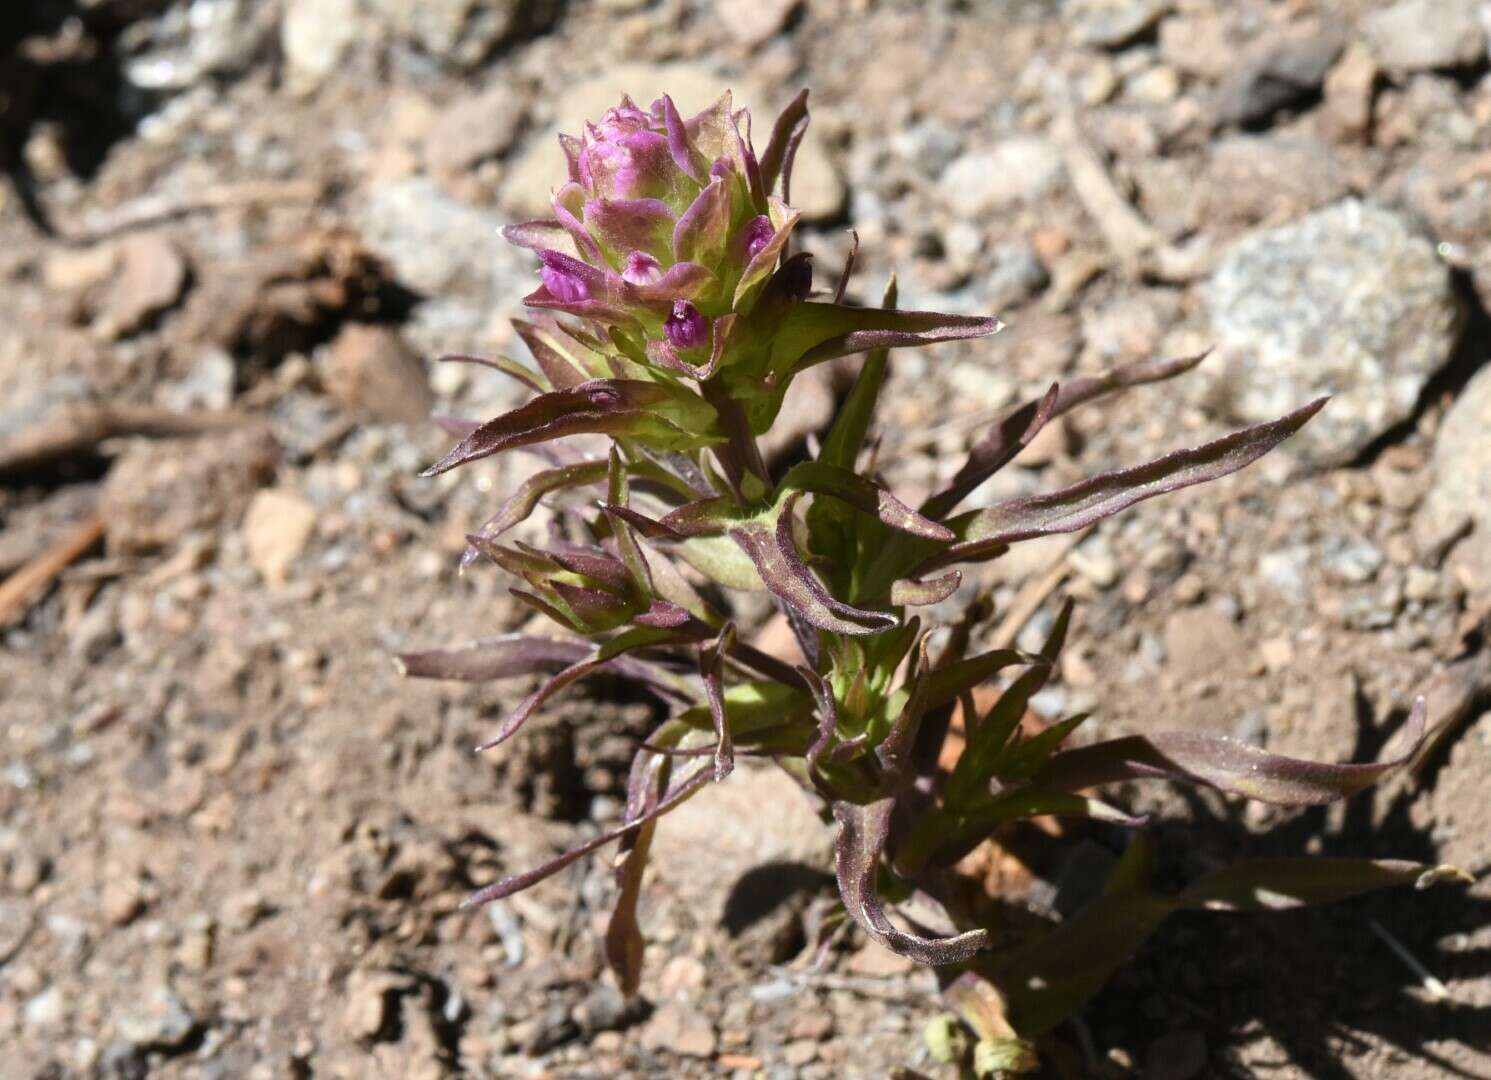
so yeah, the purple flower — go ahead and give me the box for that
[539,251,592,303]
[623,251,663,286]
[664,301,709,351]
[575,101,677,202]
[743,215,775,262]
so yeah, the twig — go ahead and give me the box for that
[989,531,1087,650]
[1051,109,1211,283]
[1366,917,1451,1002]
[0,403,247,480]
[0,512,105,626]
[67,179,323,243]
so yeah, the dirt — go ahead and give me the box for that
[2,1,1490,1077]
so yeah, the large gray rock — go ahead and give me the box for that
[1423,364,1491,593]
[502,63,844,222]
[359,177,528,297]
[1203,200,1462,464]
[366,0,561,69]
[1361,0,1486,72]
[281,0,358,93]
[938,137,1065,218]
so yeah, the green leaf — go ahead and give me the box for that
[817,275,898,471]
[944,664,1054,811]
[674,533,766,591]
[1175,857,1463,912]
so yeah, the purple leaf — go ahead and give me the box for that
[781,461,953,541]
[759,89,809,202]
[395,634,592,681]
[436,351,549,395]
[624,260,721,306]
[464,764,714,908]
[501,219,578,258]
[420,381,714,477]
[734,201,801,313]
[773,302,1003,378]
[657,93,702,182]
[934,399,1326,569]
[833,798,992,965]
[473,627,686,752]
[551,182,606,265]
[927,353,1208,519]
[700,624,736,780]
[512,318,595,389]
[923,383,1058,521]
[729,495,897,636]
[834,229,859,304]
[462,461,610,562]
[890,572,961,606]
[1035,696,1428,807]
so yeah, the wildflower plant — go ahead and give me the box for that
[401,90,1464,1056]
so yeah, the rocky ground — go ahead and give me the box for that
[2,0,1491,1077]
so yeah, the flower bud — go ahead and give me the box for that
[665,301,709,351]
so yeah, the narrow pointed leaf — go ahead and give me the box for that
[1035,697,1428,807]
[502,219,579,258]
[395,634,591,681]
[817,275,898,470]
[463,765,714,908]
[937,400,1326,566]
[436,352,550,394]
[833,798,991,965]
[782,461,953,540]
[891,572,962,607]
[700,624,736,780]
[773,303,1003,378]
[466,461,609,554]
[1176,857,1462,912]
[729,498,896,635]
[421,380,717,476]
[759,89,809,199]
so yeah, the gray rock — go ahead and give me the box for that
[718,0,801,47]
[890,120,964,180]
[424,82,527,176]
[981,240,1050,310]
[1362,0,1486,72]
[1201,135,1347,226]
[1204,200,1462,464]
[94,233,189,340]
[1069,0,1171,49]
[1321,538,1384,584]
[366,0,560,69]
[1422,364,1491,594]
[24,987,65,1030]
[118,988,196,1049]
[939,137,1064,218]
[360,177,528,297]
[281,0,358,93]
[124,0,265,91]
[1215,20,1346,126]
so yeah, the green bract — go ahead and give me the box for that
[404,89,1465,1051]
